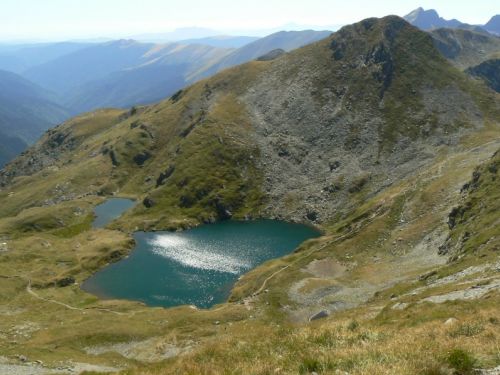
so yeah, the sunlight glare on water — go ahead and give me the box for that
[83,218,320,308]
[149,234,252,274]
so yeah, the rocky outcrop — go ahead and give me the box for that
[467,59,500,92]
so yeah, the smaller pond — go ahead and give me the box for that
[92,198,135,228]
[82,220,320,309]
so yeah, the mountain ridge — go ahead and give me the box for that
[19,30,331,114]
[430,28,500,69]
[405,7,499,34]
[484,14,500,35]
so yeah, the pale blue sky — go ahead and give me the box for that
[0,0,498,41]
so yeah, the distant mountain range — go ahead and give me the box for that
[129,27,223,42]
[23,40,157,95]
[427,27,500,94]
[17,30,331,114]
[177,36,260,48]
[0,42,91,73]
[0,69,69,166]
[193,30,332,80]
[62,42,232,112]
[404,7,500,35]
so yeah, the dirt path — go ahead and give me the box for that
[0,356,119,375]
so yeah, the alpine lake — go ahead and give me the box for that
[82,198,320,308]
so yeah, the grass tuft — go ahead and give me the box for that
[446,349,477,374]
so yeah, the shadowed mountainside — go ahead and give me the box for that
[484,15,500,35]
[467,59,500,92]
[0,69,69,167]
[431,28,500,69]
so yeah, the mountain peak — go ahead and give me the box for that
[334,15,415,45]
[486,14,500,23]
[404,7,461,30]
[484,14,500,34]
[405,7,439,20]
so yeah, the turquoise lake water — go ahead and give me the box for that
[92,198,136,228]
[84,200,320,309]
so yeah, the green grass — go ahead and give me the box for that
[446,349,477,374]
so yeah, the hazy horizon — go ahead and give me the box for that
[0,0,498,44]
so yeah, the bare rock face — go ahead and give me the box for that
[241,16,490,223]
[309,310,330,321]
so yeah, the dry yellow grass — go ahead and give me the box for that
[123,300,499,375]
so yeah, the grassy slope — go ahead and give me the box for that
[0,61,269,234]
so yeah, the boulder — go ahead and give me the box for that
[309,310,329,321]
[56,276,75,288]
[133,151,152,166]
[156,165,175,187]
[143,197,155,208]
[444,317,459,326]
